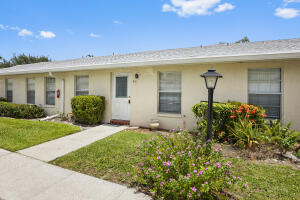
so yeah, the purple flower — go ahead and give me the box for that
[197,193,201,197]
[166,169,169,173]
[187,173,191,177]
[199,170,203,174]
[197,144,201,148]
[136,151,140,154]
[160,181,165,187]
[188,151,191,157]
[226,171,230,175]
[157,156,161,160]
[166,161,172,167]
[137,144,140,148]
[215,148,218,152]
[163,162,166,166]
[189,193,192,198]
[233,176,236,179]
[156,174,161,178]
[191,187,197,192]
[170,155,173,158]
[227,181,231,185]
[193,169,197,173]
[215,162,221,168]
[176,152,180,155]
[243,183,249,188]
[152,137,155,140]
[181,151,185,154]
[205,167,208,170]
[204,181,208,184]
[205,161,210,165]
[169,178,173,182]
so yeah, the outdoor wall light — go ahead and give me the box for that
[200,69,223,141]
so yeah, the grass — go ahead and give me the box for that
[0,117,81,151]
[51,130,154,184]
[51,130,300,199]
[229,158,300,200]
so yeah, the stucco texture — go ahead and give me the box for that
[0,59,299,131]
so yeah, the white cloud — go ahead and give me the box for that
[214,3,235,12]
[10,26,20,31]
[275,7,299,18]
[39,31,56,39]
[18,29,33,37]
[284,0,300,4]
[162,0,235,17]
[113,20,123,24]
[89,33,101,38]
[0,24,8,30]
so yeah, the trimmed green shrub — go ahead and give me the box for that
[0,97,7,102]
[133,130,246,199]
[0,102,45,119]
[71,95,105,125]
[192,102,266,142]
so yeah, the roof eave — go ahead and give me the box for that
[0,51,300,76]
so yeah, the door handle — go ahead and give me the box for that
[128,99,131,104]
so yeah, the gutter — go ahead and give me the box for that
[0,51,300,76]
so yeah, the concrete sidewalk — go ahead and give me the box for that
[0,149,150,200]
[18,124,126,162]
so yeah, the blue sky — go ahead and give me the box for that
[0,0,300,61]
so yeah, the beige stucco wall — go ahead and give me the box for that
[0,59,299,131]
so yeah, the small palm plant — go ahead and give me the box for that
[228,118,264,149]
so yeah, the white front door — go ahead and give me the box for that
[112,74,130,120]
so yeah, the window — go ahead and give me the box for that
[46,77,55,105]
[27,78,35,104]
[115,76,128,98]
[6,79,13,102]
[159,72,181,114]
[75,76,89,96]
[248,68,281,119]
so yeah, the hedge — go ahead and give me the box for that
[71,95,105,125]
[0,97,7,102]
[0,102,45,119]
[192,101,266,141]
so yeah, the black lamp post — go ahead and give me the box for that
[201,69,223,141]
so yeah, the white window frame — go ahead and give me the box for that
[6,78,13,102]
[27,78,35,104]
[158,71,182,114]
[75,75,89,96]
[45,77,56,106]
[248,68,282,119]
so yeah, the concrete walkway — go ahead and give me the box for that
[0,149,150,200]
[18,124,126,162]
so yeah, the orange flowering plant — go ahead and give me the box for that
[192,101,266,142]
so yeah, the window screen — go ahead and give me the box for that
[159,72,181,114]
[27,78,35,104]
[248,68,281,119]
[6,79,13,102]
[116,76,128,98]
[46,77,55,105]
[75,76,89,96]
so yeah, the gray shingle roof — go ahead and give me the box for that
[1,38,300,75]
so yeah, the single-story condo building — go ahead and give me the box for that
[0,38,300,131]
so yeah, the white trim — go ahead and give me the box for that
[0,51,300,75]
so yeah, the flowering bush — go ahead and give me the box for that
[192,102,266,142]
[133,131,247,199]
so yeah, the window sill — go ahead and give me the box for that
[157,113,184,118]
[43,105,56,108]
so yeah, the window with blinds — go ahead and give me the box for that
[248,68,281,119]
[75,76,89,96]
[46,77,55,105]
[159,72,181,114]
[6,79,13,102]
[27,78,35,104]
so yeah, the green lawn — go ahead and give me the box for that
[0,117,81,151]
[51,130,300,199]
[51,130,154,184]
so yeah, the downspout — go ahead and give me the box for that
[48,72,65,114]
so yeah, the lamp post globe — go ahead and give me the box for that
[200,69,223,141]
